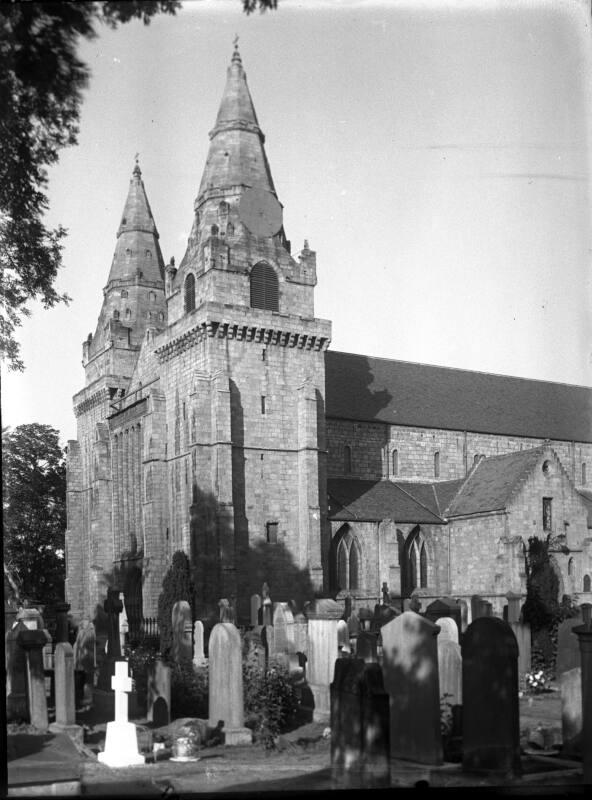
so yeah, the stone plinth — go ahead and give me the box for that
[98,661,144,767]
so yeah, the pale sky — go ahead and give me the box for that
[2,0,592,446]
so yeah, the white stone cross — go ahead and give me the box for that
[112,660,132,723]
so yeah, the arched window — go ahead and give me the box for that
[184,273,196,313]
[392,449,399,477]
[402,527,428,597]
[344,445,352,475]
[121,289,128,298]
[331,525,361,591]
[434,451,440,478]
[583,463,587,485]
[227,221,235,236]
[584,574,591,592]
[250,262,279,311]
[474,454,480,465]
[211,224,219,236]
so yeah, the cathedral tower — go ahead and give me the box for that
[155,43,331,617]
[66,162,166,620]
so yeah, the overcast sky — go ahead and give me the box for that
[2,0,592,445]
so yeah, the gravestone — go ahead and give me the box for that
[49,642,83,744]
[250,594,261,627]
[147,659,171,728]
[73,620,96,707]
[356,631,378,664]
[381,611,442,764]
[510,621,531,676]
[208,623,252,745]
[193,620,206,667]
[218,598,234,623]
[331,658,390,788]
[505,592,522,625]
[462,617,520,778]
[435,616,459,644]
[18,628,50,731]
[572,609,592,784]
[98,661,144,767]
[293,612,309,662]
[54,602,71,643]
[348,612,361,639]
[118,592,128,653]
[6,619,29,721]
[438,638,462,721]
[261,583,273,626]
[16,605,45,631]
[172,600,193,662]
[425,598,461,636]
[337,619,350,654]
[560,667,582,757]
[456,598,469,632]
[273,602,296,654]
[306,614,340,723]
[244,625,266,670]
[556,611,583,677]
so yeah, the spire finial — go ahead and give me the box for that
[133,152,141,177]
[232,34,241,64]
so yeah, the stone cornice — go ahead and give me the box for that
[155,318,331,363]
[74,386,111,418]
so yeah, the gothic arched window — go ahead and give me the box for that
[184,273,196,313]
[331,525,362,592]
[584,574,591,592]
[250,262,279,311]
[402,527,428,597]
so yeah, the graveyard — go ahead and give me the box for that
[5,584,592,796]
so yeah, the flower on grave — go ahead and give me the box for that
[525,669,549,694]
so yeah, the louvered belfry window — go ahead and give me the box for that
[184,273,196,313]
[250,262,279,311]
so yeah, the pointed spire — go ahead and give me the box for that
[198,43,275,201]
[106,160,164,286]
[117,158,158,239]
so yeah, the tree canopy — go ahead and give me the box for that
[2,423,67,605]
[0,0,276,372]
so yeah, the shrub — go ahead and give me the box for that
[157,550,193,658]
[243,652,300,750]
[170,660,209,720]
[125,642,159,710]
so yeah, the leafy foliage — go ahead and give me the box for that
[0,1,179,371]
[170,660,209,719]
[2,423,66,604]
[243,652,299,750]
[157,550,194,657]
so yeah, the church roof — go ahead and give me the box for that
[197,43,276,201]
[328,478,446,524]
[445,446,545,518]
[325,350,592,444]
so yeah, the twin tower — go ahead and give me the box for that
[66,45,332,624]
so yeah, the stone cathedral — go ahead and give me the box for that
[66,45,592,628]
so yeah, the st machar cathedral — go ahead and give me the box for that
[66,44,592,628]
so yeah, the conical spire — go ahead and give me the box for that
[106,159,164,285]
[197,42,276,200]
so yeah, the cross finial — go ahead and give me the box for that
[232,34,242,65]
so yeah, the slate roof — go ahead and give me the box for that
[327,478,446,524]
[325,350,592,443]
[445,447,545,518]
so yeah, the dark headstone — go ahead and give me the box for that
[556,612,584,677]
[462,617,520,778]
[331,658,390,788]
[381,611,442,765]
